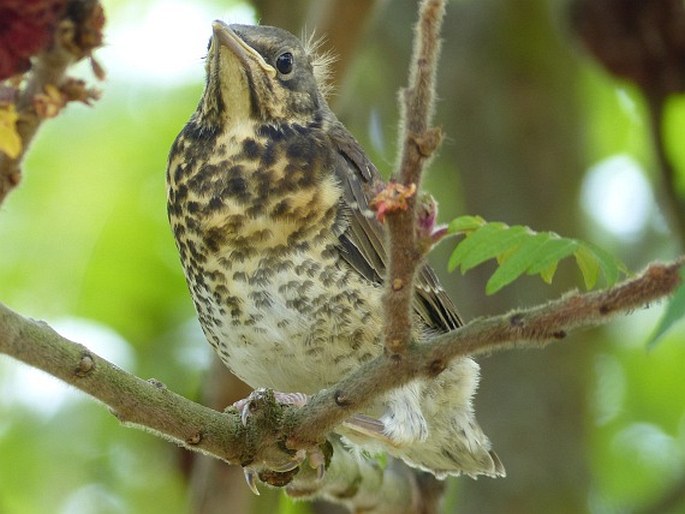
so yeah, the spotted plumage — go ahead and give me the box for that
[167,21,504,479]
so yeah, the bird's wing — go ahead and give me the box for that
[328,120,462,332]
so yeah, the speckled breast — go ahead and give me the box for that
[167,119,383,393]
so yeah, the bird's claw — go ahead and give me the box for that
[233,390,325,492]
[309,448,326,480]
[241,447,324,495]
[270,449,306,473]
[243,467,260,496]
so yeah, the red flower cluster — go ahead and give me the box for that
[0,0,68,80]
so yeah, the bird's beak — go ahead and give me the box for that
[211,20,277,79]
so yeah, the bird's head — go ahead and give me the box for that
[198,21,333,127]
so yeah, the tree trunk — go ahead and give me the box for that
[439,1,591,512]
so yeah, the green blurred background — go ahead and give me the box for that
[2,0,685,513]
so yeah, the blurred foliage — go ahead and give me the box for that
[0,78,205,512]
[2,0,685,513]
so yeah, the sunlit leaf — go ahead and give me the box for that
[574,245,600,289]
[447,214,486,234]
[448,222,526,273]
[486,233,549,294]
[446,217,626,294]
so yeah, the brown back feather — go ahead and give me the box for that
[327,120,462,333]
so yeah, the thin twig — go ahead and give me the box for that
[382,0,446,356]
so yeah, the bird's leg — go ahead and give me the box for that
[236,390,400,445]
[233,390,309,425]
[232,388,326,495]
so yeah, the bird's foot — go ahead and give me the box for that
[233,389,309,425]
[232,388,327,495]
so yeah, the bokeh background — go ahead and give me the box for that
[2,0,685,513]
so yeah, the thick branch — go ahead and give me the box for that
[0,302,432,512]
[0,302,247,461]
[382,0,446,356]
[0,260,681,503]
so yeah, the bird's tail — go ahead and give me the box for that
[340,357,505,479]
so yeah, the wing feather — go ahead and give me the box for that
[327,121,461,332]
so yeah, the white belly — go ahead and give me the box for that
[199,247,384,393]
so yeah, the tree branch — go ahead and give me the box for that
[2,260,680,474]
[0,300,432,513]
[0,302,246,460]
[286,259,683,446]
[382,0,446,356]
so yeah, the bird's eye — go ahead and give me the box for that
[276,52,294,74]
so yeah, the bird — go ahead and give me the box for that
[166,20,505,484]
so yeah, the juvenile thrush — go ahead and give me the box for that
[166,21,504,480]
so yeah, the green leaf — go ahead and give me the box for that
[646,267,685,349]
[446,216,627,294]
[526,236,578,275]
[574,245,601,289]
[447,215,486,234]
[539,260,559,284]
[448,222,503,271]
[486,233,550,294]
[449,223,529,273]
